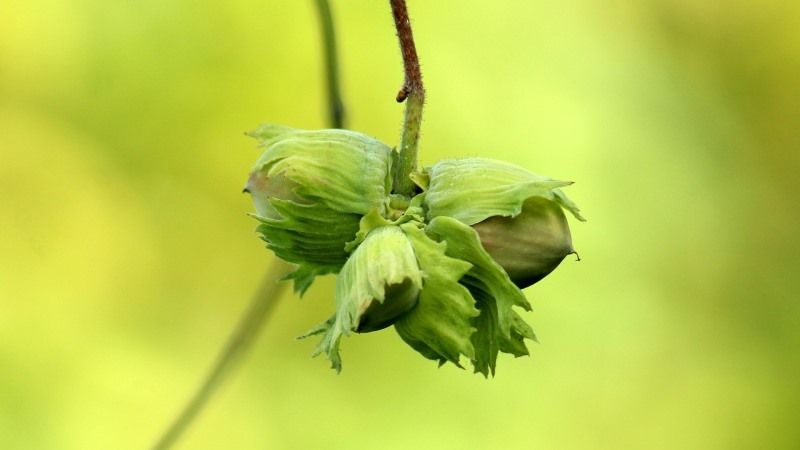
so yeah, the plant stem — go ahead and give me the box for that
[390,0,425,197]
[152,2,348,447]
[151,259,291,450]
[314,0,346,128]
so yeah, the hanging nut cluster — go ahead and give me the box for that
[245,124,584,376]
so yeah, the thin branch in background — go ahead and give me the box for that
[315,0,346,128]
[151,1,347,447]
[151,259,292,450]
[390,0,425,196]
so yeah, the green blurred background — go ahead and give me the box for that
[2,0,798,449]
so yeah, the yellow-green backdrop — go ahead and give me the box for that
[2,1,798,449]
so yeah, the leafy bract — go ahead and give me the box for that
[394,223,479,367]
[303,226,422,372]
[426,216,535,376]
[254,200,360,276]
[425,157,584,224]
[246,126,395,292]
[250,126,393,215]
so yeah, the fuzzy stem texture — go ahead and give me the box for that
[390,0,425,197]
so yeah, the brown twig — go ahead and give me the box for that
[390,0,425,196]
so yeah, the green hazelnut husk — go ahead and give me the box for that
[423,157,585,287]
[301,225,423,372]
[244,125,394,289]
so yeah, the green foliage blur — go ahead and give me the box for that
[2,1,798,449]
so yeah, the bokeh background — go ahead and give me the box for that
[2,0,798,449]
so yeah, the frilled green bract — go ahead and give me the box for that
[245,125,584,376]
[426,216,536,376]
[301,225,423,372]
[423,157,586,289]
[424,157,584,224]
[394,223,479,368]
[245,125,393,293]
